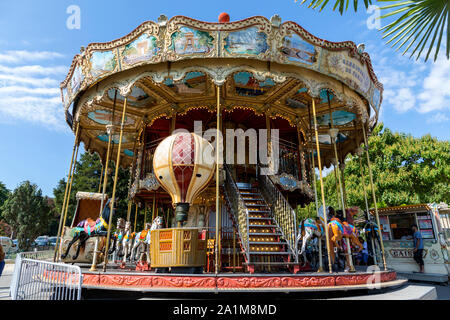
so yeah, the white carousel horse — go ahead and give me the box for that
[131,216,164,263]
[121,221,134,266]
[297,216,326,268]
[110,218,125,263]
[130,222,151,262]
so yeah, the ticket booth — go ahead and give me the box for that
[374,203,450,282]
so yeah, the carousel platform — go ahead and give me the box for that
[79,263,404,293]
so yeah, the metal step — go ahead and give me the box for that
[244,262,298,265]
[248,252,291,255]
[248,224,276,228]
[249,232,282,236]
[249,241,285,245]
[242,197,263,201]
[248,217,273,220]
[245,203,268,207]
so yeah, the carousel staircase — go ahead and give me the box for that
[238,183,293,268]
[223,165,298,273]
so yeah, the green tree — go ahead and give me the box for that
[297,0,449,61]
[53,152,130,227]
[321,123,450,211]
[1,181,52,250]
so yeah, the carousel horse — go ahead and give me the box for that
[328,216,363,268]
[131,216,164,265]
[297,217,325,267]
[130,222,151,262]
[363,214,381,264]
[61,198,112,260]
[121,221,134,266]
[109,218,126,262]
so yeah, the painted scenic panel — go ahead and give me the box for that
[170,27,214,55]
[314,110,357,126]
[124,149,134,157]
[107,86,156,108]
[97,132,132,144]
[234,72,275,96]
[327,51,371,94]
[224,27,268,55]
[89,50,118,79]
[281,34,317,65]
[122,34,159,66]
[164,72,207,95]
[310,133,348,145]
[88,109,135,126]
[70,64,84,94]
[371,87,381,112]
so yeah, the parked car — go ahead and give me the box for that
[0,236,13,253]
[9,239,19,253]
[34,236,49,247]
[48,236,57,247]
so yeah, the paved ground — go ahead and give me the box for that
[0,263,14,300]
[1,263,448,300]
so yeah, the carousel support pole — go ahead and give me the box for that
[356,148,378,265]
[327,91,355,272]
[126,201,132,222]
[152,191,156,221]
[330,129,355,272]
[233,228,236,273]
[311,97,333,274]
[215,85,221,275]
[308,102,323,272]
[53,122,80,262]
[89,123,115,271]
[362,123,388,271]
[97,163,104,193]
[133,202,139,233]
[103,97,128,272]
[144,202,148,226]
[58,131,81,260]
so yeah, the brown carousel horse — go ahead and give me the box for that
[61,198,113,260]
[327,209,363,269]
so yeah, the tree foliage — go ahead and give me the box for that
[53,152,131,227]
[296,0,450,61]
[1,181,52,250]
[320,123,450,211]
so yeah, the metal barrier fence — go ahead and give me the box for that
[10,252,82,300]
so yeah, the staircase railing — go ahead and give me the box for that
[258,172,298,262]
[223,165,250,263]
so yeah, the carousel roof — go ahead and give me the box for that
[60,14,383,168]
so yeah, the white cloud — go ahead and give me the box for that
[417,56,450,113]
[0,50,66,130]
[0,64,67,76]
[426,112,450,124]
[0,50,64,64]
[371,44,449,118]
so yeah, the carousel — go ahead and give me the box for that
[53,13,403,294]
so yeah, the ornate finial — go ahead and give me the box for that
[329,128,339,140]
[357,43,365,55]
[158,14,168,27]
[271,15,282,27]
[80,46,85,53]
[218,13,230,23]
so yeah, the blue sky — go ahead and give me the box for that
[0,0,449,196]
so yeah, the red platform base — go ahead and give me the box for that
[81,269,402,293]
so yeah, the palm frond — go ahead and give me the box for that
[296,0,372,14]
[379,0,449,61]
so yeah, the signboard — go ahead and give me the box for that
[389,248,428,259]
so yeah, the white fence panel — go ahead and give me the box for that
[10,252,82,300]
